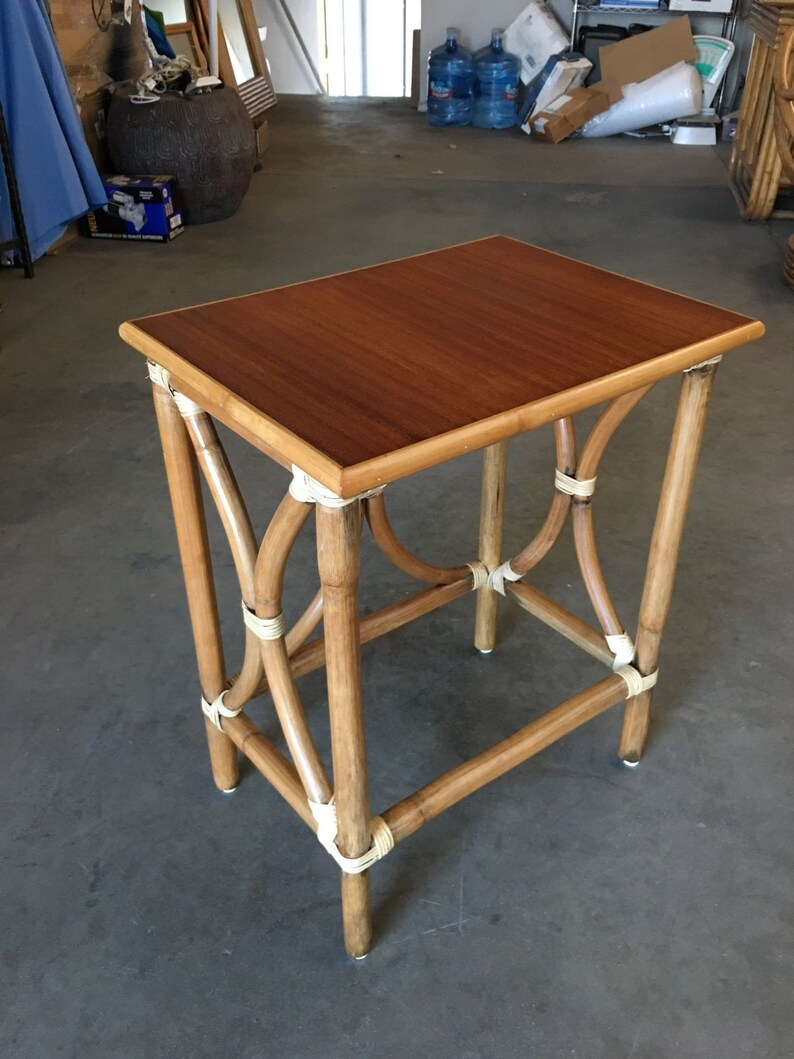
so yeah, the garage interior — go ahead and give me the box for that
[2,4,793,1058]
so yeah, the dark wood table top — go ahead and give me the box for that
[121,236,763,497]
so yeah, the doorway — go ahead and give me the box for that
[320,0,421,97]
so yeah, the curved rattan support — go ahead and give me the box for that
[364,492,472,585]
[286,587,324,655]
[254,493,333,805]
[183,412,264,710]
[510,418,577,577]
[571,386,653,638]
[774,27,794,182]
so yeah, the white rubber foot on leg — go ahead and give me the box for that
[353,953,368,960]
[221,786,238,793]
[477,648,494,655]
[622,759,640,769]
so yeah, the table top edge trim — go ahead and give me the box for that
[120,321,346,493]
[337,320,764,496]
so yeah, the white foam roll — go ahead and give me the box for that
[580,62,703,139]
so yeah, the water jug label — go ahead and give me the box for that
[474,77,518,101]
[429,75,471,100]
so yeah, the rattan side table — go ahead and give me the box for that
[121,236,764,958]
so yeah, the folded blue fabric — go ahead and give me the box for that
[0,0,108,261]
[144,9,176,59]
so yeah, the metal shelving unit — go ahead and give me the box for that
[569,2,739,48]
[568,3,740,113]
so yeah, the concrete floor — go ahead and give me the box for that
[2,98,793,1058]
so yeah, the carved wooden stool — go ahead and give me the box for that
[120,237,764,958]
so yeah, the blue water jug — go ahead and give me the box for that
[473,29,520,129]
[427,28,474,127]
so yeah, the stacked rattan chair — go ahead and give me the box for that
[730,2,794,219]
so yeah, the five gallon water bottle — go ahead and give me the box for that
[427,27,474,127]
[473,29,520,129]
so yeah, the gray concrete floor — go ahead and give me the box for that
[2,98,793,1058]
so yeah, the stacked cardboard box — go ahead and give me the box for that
[529,82,623,143]
[527,18,698,144]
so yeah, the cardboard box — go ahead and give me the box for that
[503,1,570,86]
[526,19,696,143]
[50,0,150,170]
[85,176,184,241]
[411,28,421,108]
[598,16,697,87]
[518,53,592,132]
[49,0,149,90]
[669,0,733,12]
[529,81,622,143]
[76,88,111,172]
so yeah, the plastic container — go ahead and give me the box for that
[473,29,520,129]
[427,28,474,127]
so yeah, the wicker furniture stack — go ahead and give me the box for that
[729,0,794,219]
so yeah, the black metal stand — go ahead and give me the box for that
[0,97,34,279]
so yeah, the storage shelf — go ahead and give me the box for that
[579,5,668,12]
[571,1,737,46]
[575,2,735,13]
[569,1,740,113]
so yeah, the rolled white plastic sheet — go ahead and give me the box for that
[580,62,703,138]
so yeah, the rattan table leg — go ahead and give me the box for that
[316,502,373,958]
[619,361,719,764]
[474,442,508,653]
[152,385,239,792]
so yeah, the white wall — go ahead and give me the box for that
[252,0,324,94]
[250,0,422,98]
[157,0,194,20]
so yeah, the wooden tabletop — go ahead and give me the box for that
[121,236,763,497]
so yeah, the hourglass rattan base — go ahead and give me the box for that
[121,236,763,957]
